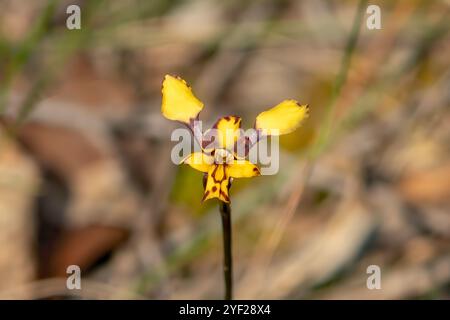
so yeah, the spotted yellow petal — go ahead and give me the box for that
[255,100,309,135]
[161,75,204,124]
[227,160,260,178]
[212,116,242,150]
[202,165,230,203]
[182,152,214,173]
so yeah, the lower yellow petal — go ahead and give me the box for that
[255,100,309,135]
[202,165,230,203]
[227,160,260,178]
[182,152,214,173]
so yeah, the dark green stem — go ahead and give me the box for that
[219,201,232,300]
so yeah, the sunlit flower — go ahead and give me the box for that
[161,75,309,203]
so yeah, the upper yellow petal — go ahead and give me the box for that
[255,100,309,135]
[161,75,204,124]
[212,116,242,150]
[227,160,260,178]
[182,152,214,173]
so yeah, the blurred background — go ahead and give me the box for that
[0,0,449,299]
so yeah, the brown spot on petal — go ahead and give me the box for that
[220,190,230,203]
[202,190,210,202]
[202,173,208,189]
[212,186,217,192]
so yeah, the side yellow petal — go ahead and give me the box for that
[161,75,204,123]
[182,152,214,173]
[227,160,260,178]
[212,116,242,150]
[202,165,230,203]
[255,100,309,135]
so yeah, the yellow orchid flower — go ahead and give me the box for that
[161,74,309,204]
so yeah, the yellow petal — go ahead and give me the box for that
[212,116,242,150]
[202,165,230,203]
[161,75,204,124]
[255,100,309,135]
[227,160,260,178]
[182,152,214,173]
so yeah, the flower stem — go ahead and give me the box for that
[219,201,232,300]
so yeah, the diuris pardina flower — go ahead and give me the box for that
[161,75,309,203]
